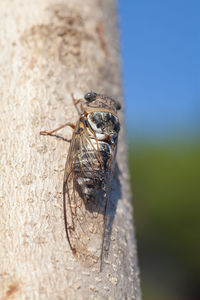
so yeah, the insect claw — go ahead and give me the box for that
[40,131,50,135]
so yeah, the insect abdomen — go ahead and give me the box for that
[74,140,111,200]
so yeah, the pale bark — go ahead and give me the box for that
[0,0,141,299]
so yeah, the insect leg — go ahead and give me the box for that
[70,93,85,115]
[40,123,75,136]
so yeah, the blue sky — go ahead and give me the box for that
[118,0,200,139]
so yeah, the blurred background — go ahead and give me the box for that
[118,1,200,299]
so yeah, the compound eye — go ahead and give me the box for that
[114,101,121,110]
[84,92,97,102]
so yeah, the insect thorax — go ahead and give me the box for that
[87,111,120,140]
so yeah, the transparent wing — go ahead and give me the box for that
[63,123,118,267]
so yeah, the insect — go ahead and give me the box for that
[40,92,121,269]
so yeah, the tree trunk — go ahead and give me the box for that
[0,0,141,299]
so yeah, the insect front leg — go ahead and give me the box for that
[70,93,85,115]
[40,122,75,136]
[40,122,75,142]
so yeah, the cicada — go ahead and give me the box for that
[40,92,121,268]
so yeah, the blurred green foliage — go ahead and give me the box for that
[128,140,200,300]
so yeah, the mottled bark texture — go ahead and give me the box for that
[0,0,141,299]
